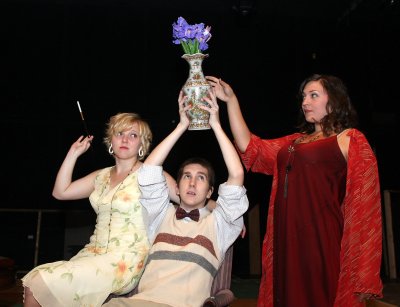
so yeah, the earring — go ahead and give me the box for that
[108,144,114,155]
[138,147,144,157]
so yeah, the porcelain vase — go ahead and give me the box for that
[181,53,211,130]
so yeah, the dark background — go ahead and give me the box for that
[1,0,399,277]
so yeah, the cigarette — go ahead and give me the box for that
[76,100,90,136]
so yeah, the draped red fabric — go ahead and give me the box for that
[238,129,382,307]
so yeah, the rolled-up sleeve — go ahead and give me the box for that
[138,164,170,243]
[214,183,249,255]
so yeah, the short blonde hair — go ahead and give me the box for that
[103,113,152,161]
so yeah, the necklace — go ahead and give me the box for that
[294,131,323,144]
[108,158,143,191]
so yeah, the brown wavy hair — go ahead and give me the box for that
[297,74,358,135]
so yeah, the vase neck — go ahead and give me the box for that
[184,54,206,76]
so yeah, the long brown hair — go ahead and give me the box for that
[297,74,358,135]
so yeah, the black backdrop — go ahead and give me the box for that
[1,0,399,276]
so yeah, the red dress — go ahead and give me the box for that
[274,136,346,306]
[239,129,383,307]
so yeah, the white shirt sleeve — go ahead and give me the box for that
[214,183,249,256]
[138,164,171,243]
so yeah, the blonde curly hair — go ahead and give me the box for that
[103,113,152,161]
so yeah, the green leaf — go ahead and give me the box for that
[194,40,200,53]
[181,41,190,54]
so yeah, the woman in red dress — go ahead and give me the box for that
[206,74,383,307]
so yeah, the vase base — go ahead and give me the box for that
[188,122,211,130]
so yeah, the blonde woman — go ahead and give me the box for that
[22,113,178,307]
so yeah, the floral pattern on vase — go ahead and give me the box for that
[181,53,211,130]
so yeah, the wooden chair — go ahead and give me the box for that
[104,245,236,306]
[203,244,235,306]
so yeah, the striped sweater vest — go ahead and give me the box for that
[134,206,221,307]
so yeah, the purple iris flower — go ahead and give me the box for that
[172,17,212,54]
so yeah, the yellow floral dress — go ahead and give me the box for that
[22,167,150,307]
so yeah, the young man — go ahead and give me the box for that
[104,89,249,307]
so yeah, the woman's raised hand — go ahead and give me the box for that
[206,76,235,103]
[70,135,93,157]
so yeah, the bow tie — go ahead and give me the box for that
[175,207,200,222]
